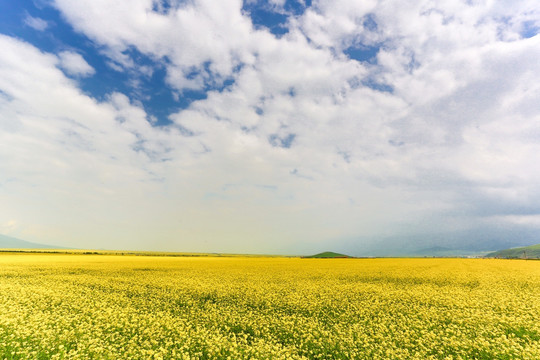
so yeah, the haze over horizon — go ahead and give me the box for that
[1,0,539,255]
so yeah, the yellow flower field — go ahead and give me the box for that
[1,254,539,359]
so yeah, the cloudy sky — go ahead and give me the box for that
[0,0,539,255]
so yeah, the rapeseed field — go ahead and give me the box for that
[1,254,539,359]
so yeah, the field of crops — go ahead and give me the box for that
[1,254,540,359]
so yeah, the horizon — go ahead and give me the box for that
[1,0,540,255]
[0,233,508,257]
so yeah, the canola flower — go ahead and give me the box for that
[1,254,540,359]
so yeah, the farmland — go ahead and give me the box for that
[1,254,540,359]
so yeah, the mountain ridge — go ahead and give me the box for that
[486,244,540,259]
[0,234,64,249]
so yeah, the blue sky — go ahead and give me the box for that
[1,0,540,255]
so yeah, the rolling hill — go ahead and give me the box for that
[304,251,354,258]
[486,244,540,259]
[0,234,63,249]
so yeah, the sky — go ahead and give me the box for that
[1,0,539,255]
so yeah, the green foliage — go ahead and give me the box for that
[486,244,540,259]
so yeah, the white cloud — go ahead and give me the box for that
[489,215,540,227]
[0,34,176,247]
[2,0,540,253]
[52,0,255,91]
[57,51,95,77]
[23,14,49,31]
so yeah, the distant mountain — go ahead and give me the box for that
[411,246,489,257]
[486,244,540,259]
[304,251,353,258]
[0,234,63,249]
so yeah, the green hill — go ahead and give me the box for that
[486,244,540,259]
[304,251,353,258]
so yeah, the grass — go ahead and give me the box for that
[486,243,540,259]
